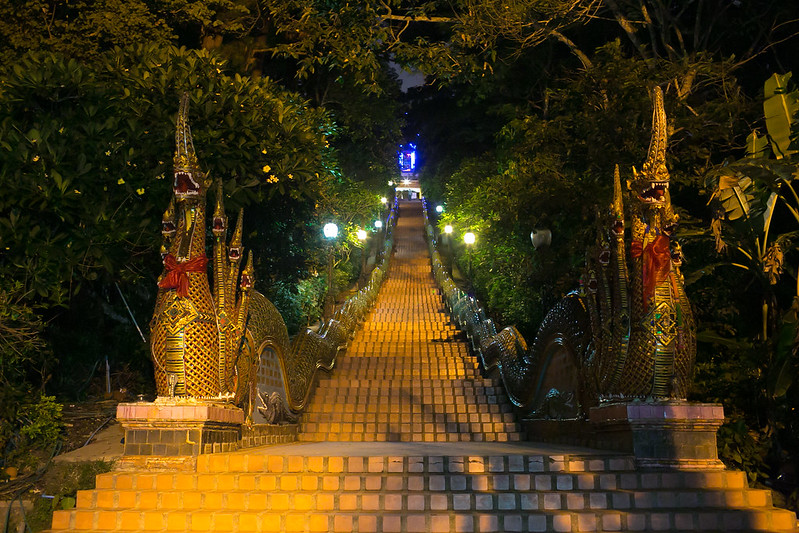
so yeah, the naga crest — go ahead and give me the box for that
[630,86,670,206]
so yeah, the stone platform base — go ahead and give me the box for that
[590,401,725,470]
[525,401,726,470]
[117,399,243,456]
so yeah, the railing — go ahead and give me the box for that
[263,198,399,420]
[421,198,542,415]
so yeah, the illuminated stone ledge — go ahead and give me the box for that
[117,400,244,456]
[241,423,298,448]
[117,400,244,424]
[589,401,726,471]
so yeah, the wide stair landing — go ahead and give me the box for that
[49,200,798,532]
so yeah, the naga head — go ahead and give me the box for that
[173,93,211,204]
[630,86,670,207]
[212,180,227,237]
[161,93,213,261]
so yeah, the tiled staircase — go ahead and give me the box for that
[47,200,798,532]
[297,204,523,443]
[51,452,797,532]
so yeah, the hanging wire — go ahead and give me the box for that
[114,282,146,344]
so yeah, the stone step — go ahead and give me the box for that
[319,375,496,382]
[94,463,760,491]
[300,412,517,422]
[49,506,799,532]
[341,348,472,356]
[318,374,494,382]
[357,324,456,331]
[299,421,520,433]
[319,370,481,377]
[311,385,501,394]
[313,385,496,394]
[75,485,776,512]
[309,384,505,392]
[302,403,514,413]
[305,396,513,408]
[331,360,476,367]
[295,431,524,442]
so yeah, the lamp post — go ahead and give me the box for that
[374,220,384,261]
[357,228,368,281]
[463,231,475,281]
[443,224,453,268]
[380,196,389,228]
[323,222,338,317]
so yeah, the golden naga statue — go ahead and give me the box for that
[448,87,696,418]
[583,85,696,401]
[150,94,289,419]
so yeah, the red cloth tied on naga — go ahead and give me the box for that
[158,254,208,297]
[630,235,671,306]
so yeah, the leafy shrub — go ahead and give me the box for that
[717,417,771,484]
[24,460,114,532]
[0,282,62,473]
[1,393,63,474]
[266,277,326,336]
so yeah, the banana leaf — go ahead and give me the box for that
[763,72,799,159]
[706,159,798,223]
[717,175,755,221]
[696,329,754,350]
[745,130,769,159]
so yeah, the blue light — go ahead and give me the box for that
[398,144,417,172]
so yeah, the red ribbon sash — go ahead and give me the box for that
[631,235,671,307]
[158,254,208,297]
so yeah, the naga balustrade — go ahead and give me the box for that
[422,90,727,471]
[424,86,697,423]
[119,94,398,456]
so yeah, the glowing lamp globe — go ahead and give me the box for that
[435,205,444,213]
[444,225,453,234]
[374,220,383,229]
[357,229,367,241]
[380,197,388,204]
[323,223,338,239]
[463,232,476,245]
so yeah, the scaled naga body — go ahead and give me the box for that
[479,87,696,417]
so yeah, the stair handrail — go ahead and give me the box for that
[273,196,399,416]
[421,198,536,412]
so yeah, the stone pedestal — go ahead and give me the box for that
[117,399,243,456]
[589,401,725,470]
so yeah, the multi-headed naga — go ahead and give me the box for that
[581,85,695,401]
[447,87,696,417]
[150,94,289,420]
